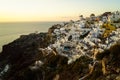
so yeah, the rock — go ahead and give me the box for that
[116,75,120,80]
[0,32,51,80]
[111,74,117,80]
[53,74,60,80]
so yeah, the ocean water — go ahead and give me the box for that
[0,22,61,52]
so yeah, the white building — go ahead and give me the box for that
[111,11,120,22]
[102,16,108,23]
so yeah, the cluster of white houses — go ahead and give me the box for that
[83,11,120,23]
[40,11,120,64]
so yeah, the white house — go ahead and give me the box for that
[79,15,84,21]
[102,16,108,23]
[54,29,60,35]
[111,11,120,22]
[90,14,96,21]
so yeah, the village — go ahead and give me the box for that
[40,11,120,64]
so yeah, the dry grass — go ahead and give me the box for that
[101,23,116,38]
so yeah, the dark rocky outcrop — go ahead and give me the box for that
[0,31,120,80]
[0,32,52,80]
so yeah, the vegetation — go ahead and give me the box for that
[101,23,116,38]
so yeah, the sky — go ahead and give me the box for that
[0,0,120,22]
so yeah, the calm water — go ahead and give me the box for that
[0,22,61,52]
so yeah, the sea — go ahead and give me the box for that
[0,22,62,52]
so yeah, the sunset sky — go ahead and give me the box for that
[0,0,120,22]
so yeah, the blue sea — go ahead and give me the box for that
[0,22,61,52]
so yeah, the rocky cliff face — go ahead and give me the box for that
[0,32,52,80]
